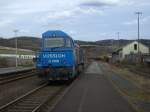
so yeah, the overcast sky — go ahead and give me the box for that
[0,0,150,41]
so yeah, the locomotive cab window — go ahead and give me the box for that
[44,38,64,48]
[66,38,72,47]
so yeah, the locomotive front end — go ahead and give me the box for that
[36,31,76,80]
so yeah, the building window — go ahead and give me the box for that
[134,44,137,50]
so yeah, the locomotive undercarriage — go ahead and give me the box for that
[37,67,77,80]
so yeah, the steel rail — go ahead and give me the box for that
[0,71,36,85]
[0,83,48,111]
[0,82,66,112]
[32,86,65,112]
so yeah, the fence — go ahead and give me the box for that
[0,54,35,67]
[124,53,150,65]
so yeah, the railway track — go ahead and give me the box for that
[0,83,66,112]
[0,71,36,85]
[128,68,150,78]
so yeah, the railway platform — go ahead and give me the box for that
[51,62,135,112]
[0,67,34,75]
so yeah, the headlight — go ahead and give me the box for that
[61,60,67,64]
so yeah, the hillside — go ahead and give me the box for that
[95,39,150,47]
[0,37,149,51]
[0,37,41,51]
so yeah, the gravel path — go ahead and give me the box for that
[51,62,134,112]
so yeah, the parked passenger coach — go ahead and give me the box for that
[36,30,84,80]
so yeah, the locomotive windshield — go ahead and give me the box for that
[44,38,64,48]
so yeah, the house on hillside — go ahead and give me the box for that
[112,41,150,63]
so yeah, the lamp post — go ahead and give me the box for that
[135,12,142,57]
[13,30,19,67]
[117,32,120,49]
[111,39,114,51]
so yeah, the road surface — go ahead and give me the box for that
[51,62,135,112]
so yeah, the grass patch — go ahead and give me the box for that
[115,68,150,93]
[0,49,35,55]
[101,62,150,112]
[108,65,150,112]
[126,90,150,101]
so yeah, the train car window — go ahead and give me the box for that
[44,38,64,48]
[66,38,72,47]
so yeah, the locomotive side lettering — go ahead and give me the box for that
[43,54,66,58]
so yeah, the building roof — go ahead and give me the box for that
[113,40,149,54]
[124,40,149,48]
[122,40,150,48]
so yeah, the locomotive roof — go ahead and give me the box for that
[42,30,71,38]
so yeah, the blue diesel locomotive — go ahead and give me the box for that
[36,30,84,80]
